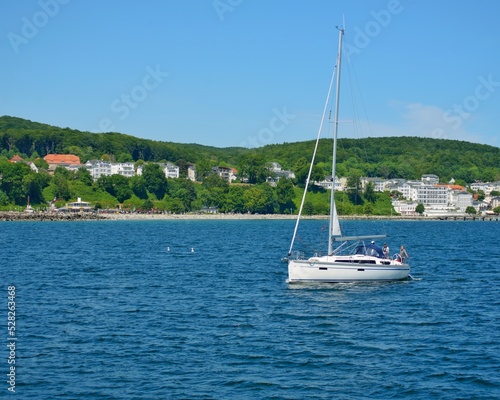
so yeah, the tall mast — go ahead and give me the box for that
[328,27,344,256]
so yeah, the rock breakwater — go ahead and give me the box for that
[0,212,105,221]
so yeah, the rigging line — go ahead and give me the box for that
[346,53,374,161]
[287,63,338,256]
[296,234,323,254]
[345,47,390,238]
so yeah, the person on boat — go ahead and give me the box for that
[400,245,409,262]
[382,243,390,258]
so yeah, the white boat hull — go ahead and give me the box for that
[288,256,410,283]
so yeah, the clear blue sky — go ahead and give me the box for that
[2,0,499,148]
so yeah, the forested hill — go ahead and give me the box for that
[0,116,248,166]
[1,115,499,183]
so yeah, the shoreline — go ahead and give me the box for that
[0,211,498,222]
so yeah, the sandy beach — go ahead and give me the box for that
[98,212,308,221]
[1,211,497,222]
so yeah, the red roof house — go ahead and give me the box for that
[44,154,81,164]
[9,155,24,163]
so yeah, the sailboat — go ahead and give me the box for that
[287,27,410,283]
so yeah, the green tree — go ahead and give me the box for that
[276,178,295,213]
[97,174,133,203]
[66,145,84,161]
[76,167,93,186]
[169,198,185,214]
[116,185,133,204]
[415,203,425,215]
[0,189,9,206]
[225,186,246,213]
[168,178,197,211]
[243,186,268,213]
[142,163,167,199]
[130,175,148,199]
[303,201,314,215]
[123,195,143,211]
[363,182,376,203]
[176,159,189,178]
[0,161,30,204]
[346,169,363,206]
[117,152,133,163]
[363,202,374,214]
[52,174,71,201]
[465,206,477,215]
[311,164,326,183]
[23,172,50,205]
[142,199,154,210]
[195,159,212,182]
[201,174,229,209]
[33,158,49,169]
[238,154,267,184]
[53,165,71,180]
[293,157,309,186]
[258,183,278,213]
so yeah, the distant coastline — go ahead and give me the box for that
[1,211,498,222]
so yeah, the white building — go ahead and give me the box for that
[449,191,473,212]
[187,164,196,181]
[85,160,112,180]
[397,181,421,201]
[361,177,387,192]
[60,197,93,212]
[421,174,440,185]
[392,200,418,216]
[111,162,135,178]
[491,197,500,210]
[162,163,180,179]
[315,176,344,191]
[136,162,180,179]
[268,162,295,179]
[266,162,295,186]
[213,166,237,182]
[416,184,448,209]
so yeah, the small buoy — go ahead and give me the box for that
[190,247,195,253]
[166,246,170,252]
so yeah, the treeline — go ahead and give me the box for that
[258,137,500,184]
[0,159,298,214]
[0,116,246,167]
[1,115,500,214]
[2,116,500,185]
[0,157,393,216]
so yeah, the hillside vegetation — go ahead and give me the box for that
[2,116,499,183]
[0,116,499,215]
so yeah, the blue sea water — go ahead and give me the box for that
[0,219,499,399]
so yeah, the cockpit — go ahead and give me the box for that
[354,243,384,258]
